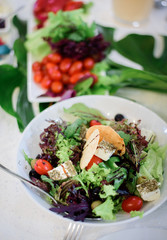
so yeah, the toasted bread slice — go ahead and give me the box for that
[80,129,100,169]
[86,125,125,156]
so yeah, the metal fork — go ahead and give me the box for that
[63,222,83,240]
[0,163,58,205]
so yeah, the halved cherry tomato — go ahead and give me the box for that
[122,196,143,213]
[59,58,72,73]
[89,120,101,127]
[34,159,53,175]
[32,61,41,72]
[64,1,83,11]
[41,75,52,89]
[86,155,103,170]
[34,71,43,83]
[69,72,84,84]
[69,60,83,75]
[83,57,95,70]
[47,52,62,64]
[51,81,64,93]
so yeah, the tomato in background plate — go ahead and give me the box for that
[45,62,56,72]
[34,159,53,175]
[69,60,83,75]
[122,196,143,213]
[47,52,62,64]
[32,61,41,71]
[34,71,43,83]
[89,120,101,127]
[69,72,84,84]
[64,1,83,11]
[59,58,72,73]
[32,52,98,95]
[33,0,70,19]
[41,56,49,65]
[51,81,64,93]
[49,69,62,81]
[41,75,52,89]
[62,73,70,85]
[86,155,103,170]
[83,57,95,70]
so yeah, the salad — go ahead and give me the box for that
[25,103,167,221]
[25,9,110,99]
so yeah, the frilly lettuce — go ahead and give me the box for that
[25,10,96,59]
[92,197,115,220]
[139,142,167,184]
[99,185,117,198]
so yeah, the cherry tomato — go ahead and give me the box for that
[64,1,83,11]
[62,73,70,85]
[34,71,43,83]
[51,81,64,93]
[41,56,49,65]
[45,62,56,71]
[32,61,41,72]
[41,65,48,75]
[34,159,53,175]
[69,72,84,84]
[69,61,83,75]
[89,120,101,127]
[59,58,72,73]
[49,68,62,81]
[83,57,95,70]
[86,155,103,170]
[82,70,91,75]
[122,196,143,213]
[41,75,52,89]
[47,52,62,64]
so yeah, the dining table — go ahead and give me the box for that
[0,0,167,239]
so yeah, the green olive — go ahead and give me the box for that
[31,159,37,169]
[91,200,102,210]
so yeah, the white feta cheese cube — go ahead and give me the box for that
[48,160,77,181]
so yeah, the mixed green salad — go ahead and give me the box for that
[25,103,167,221]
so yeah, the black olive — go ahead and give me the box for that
[90,186,101,201]
[114,114,125,122]
[29,169,41,180]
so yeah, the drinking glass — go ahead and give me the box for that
[112,0,154,27]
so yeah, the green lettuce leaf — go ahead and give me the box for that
[130,210,144,218]
[118,131,131,146]
[139,142,167,184]
[74,78,93,96]
[41,175,57,197]
[55,132,80,163]
[23,151,33,165]
[73,164,110,194]
[64,103,109,123]
[25,10,96,59]
[100,185,117,198]
[92,197,115,220]
[64,118,85,138]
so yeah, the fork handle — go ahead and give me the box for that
[0,163,33,185]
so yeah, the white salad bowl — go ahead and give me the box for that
[17,95,167,225]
